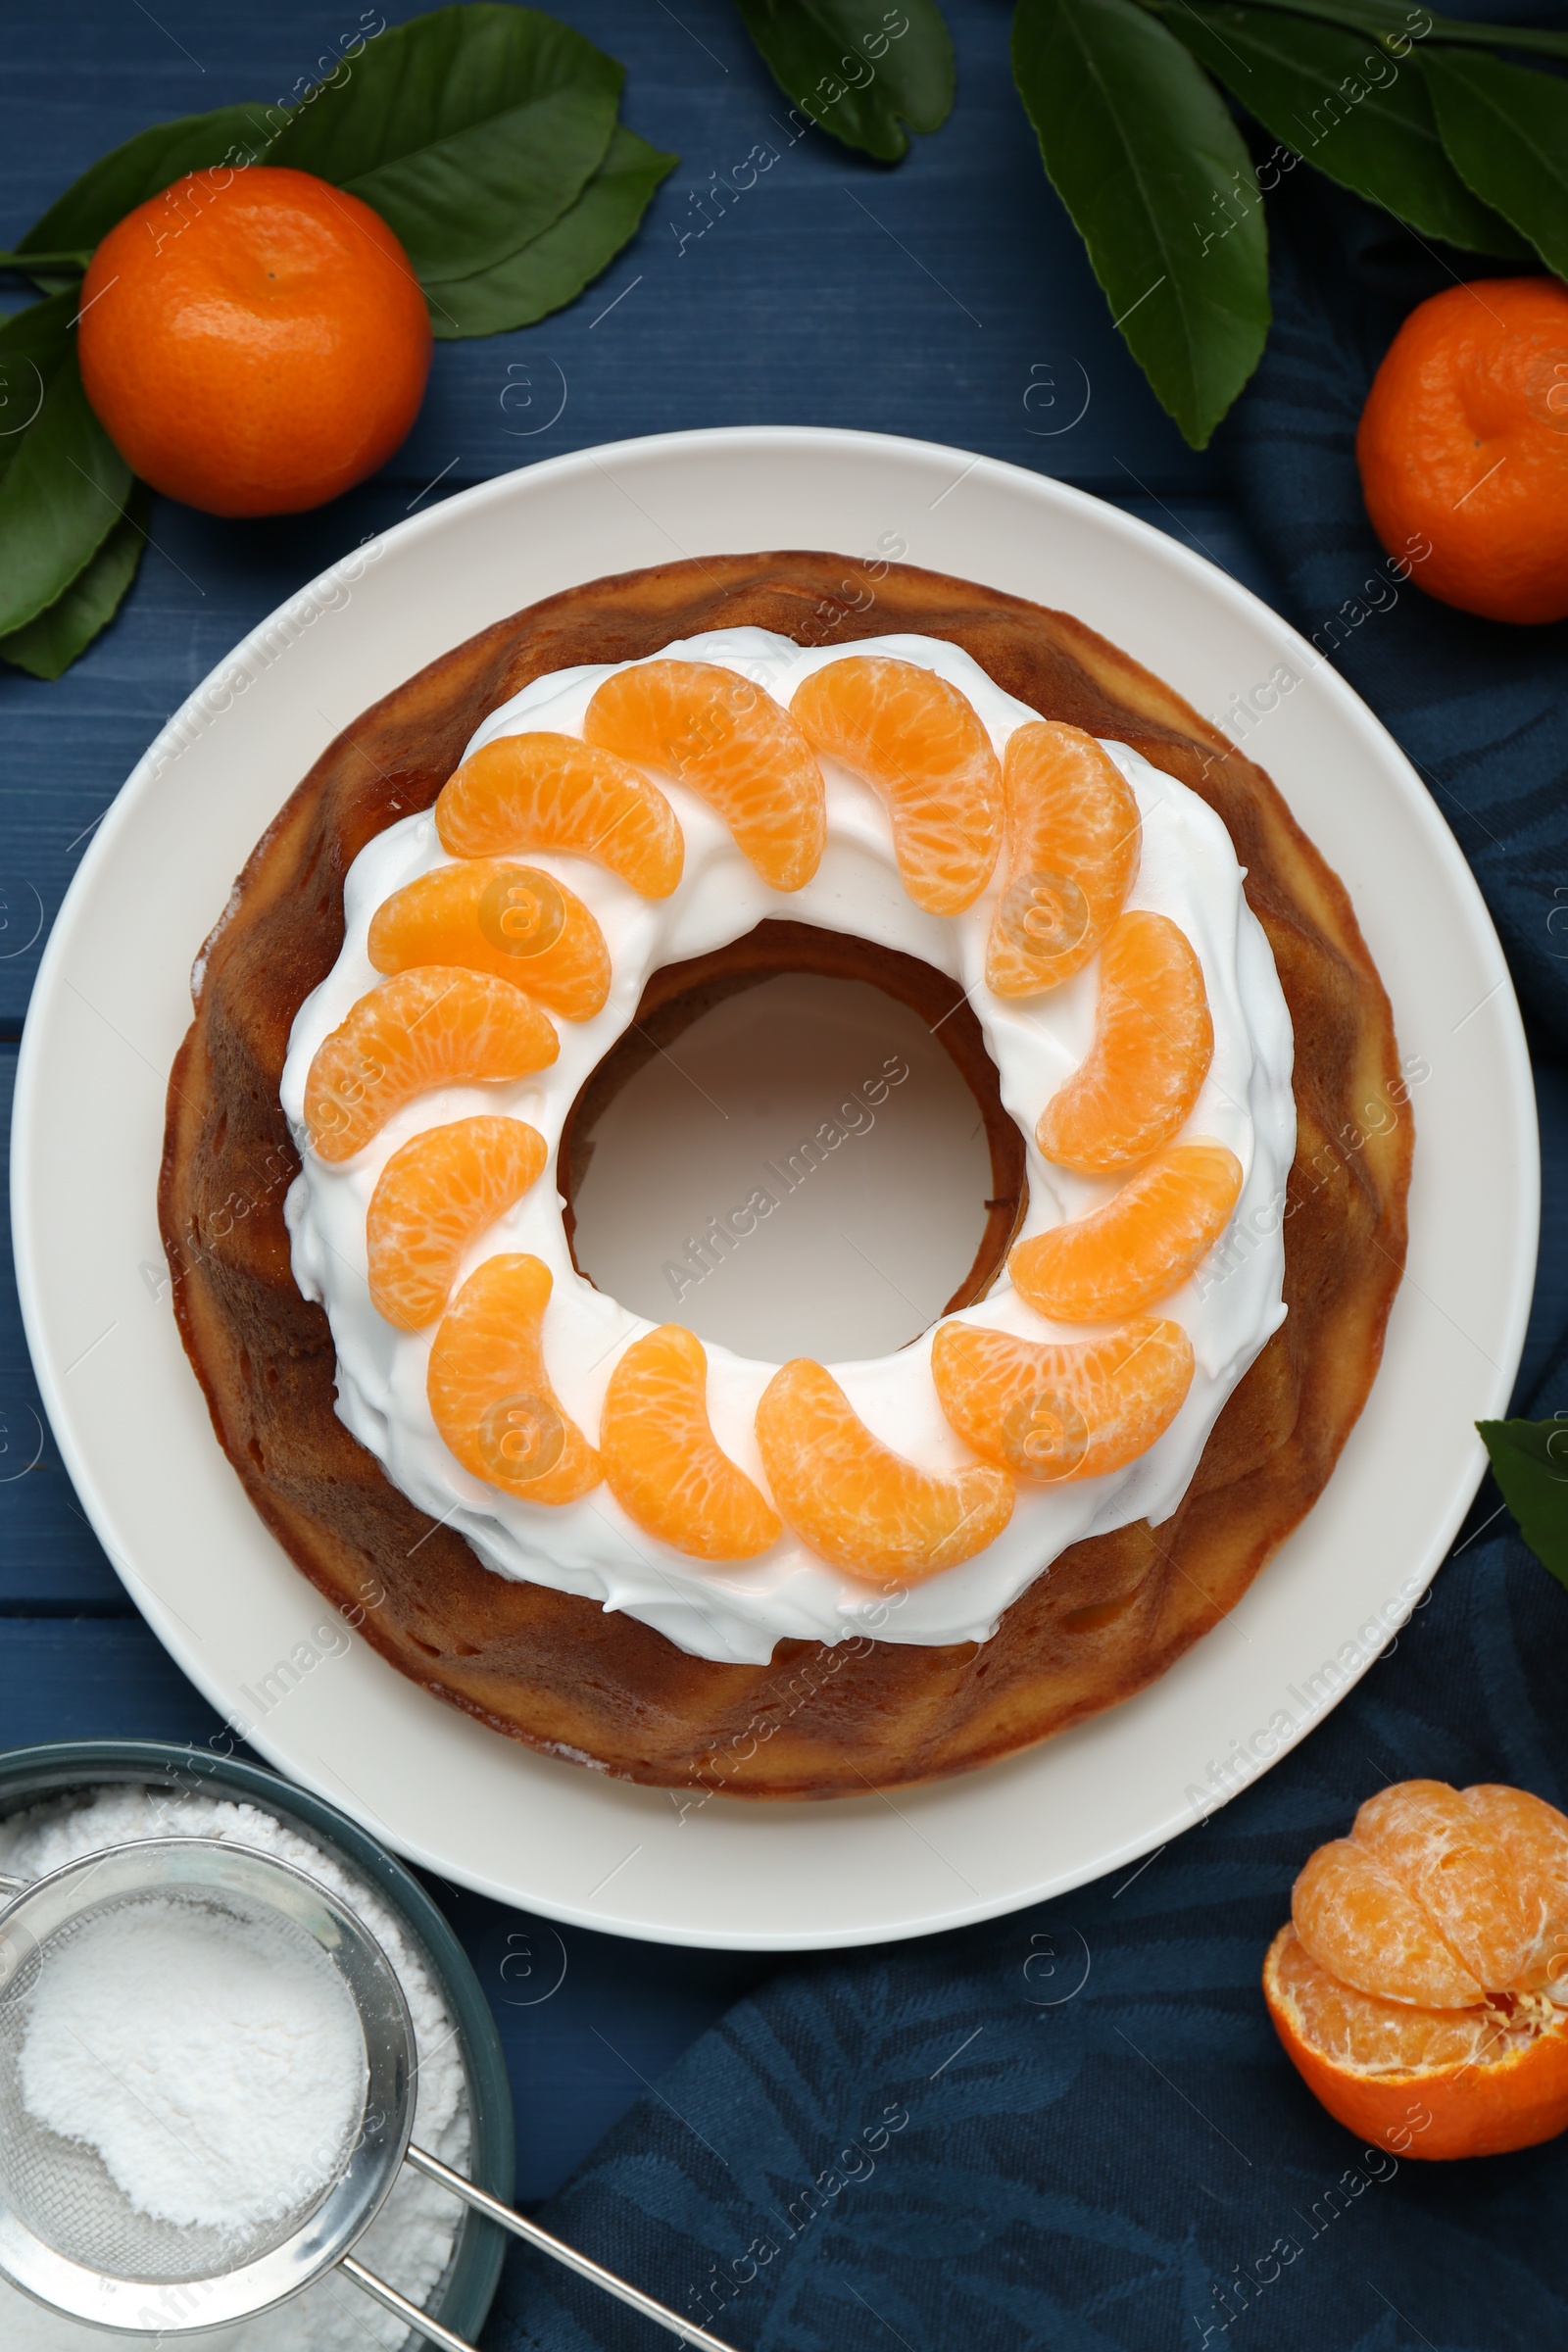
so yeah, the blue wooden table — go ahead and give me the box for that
[0,0,1294,2207]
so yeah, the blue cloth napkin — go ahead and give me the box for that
[484,187,1568,2352]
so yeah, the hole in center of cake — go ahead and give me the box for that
[562,922,1025,1363]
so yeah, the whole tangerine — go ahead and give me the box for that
[77,166,431,518]
[1264,1779,1568,2160]
[1356,276,1568,626]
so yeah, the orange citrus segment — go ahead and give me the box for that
[304,968,558,1163]
[1269,1923,1507,2074]
[1351,1781,1541,1994]
[435,733,684,898]
[985,722,1141,996]
[790,655,1002,914]
[368,859,611,1022]
[1264,1922,1568,2161]
[367,1117,547,1331]
[582,661,824,891]
[754,1358,1012,1582]
[930,1317,1193,1483]
[1292,1836,1486,2008]
[600,1325,781,1561]
[426,1252,599,1504]
[1008,1142,1243,1322]
[1036,910,1214,1174]
[1466,1784,1568,1986]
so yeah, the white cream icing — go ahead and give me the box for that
[281,629,1296,1666]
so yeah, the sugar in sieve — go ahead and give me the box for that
[0,1839,739,2350]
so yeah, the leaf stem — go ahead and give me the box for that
[0,250,90,271]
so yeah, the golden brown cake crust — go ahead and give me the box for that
[159,553,1411,1799]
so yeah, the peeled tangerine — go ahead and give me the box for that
[1036,910,1213,1175]
[367,1117,547,1330]
[601,1325,780,1560]
[427,1253,599,1503]
[1264,1780,1568,2159]
[368,859,611,1022]
[755,1359,1012,1582]
[584,661,824,891]
[304,968,558,1162]
[435,733,684,898]
[791,655,1001,915]
[986,722,1141,997]
[931,1319,1193,1482]
[1009,1142,1242,1322]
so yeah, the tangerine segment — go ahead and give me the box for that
[304,969,558,1163]
[1466,1785,1568,1985]
[930,1318,1193,1483]
[790,656,1002,914]
[1008,1142,1242,1322]
[1292,1836,1486,2009]
[435,734,683,898]
[367,1117,547,1331]
[1350,1781,1540,1995]
[583,662,824,891]
[427,1253,599,1504]
[1264,1923,1568,2162]
[985,722,1141,996]
[600,1325,781,1561]
[1036,911,1214,1175]
[754,1359,1012,1583]
[368,860,611,1022]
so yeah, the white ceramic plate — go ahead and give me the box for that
[13,428,1537,1950]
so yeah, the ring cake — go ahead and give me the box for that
[160,552,1411,1798]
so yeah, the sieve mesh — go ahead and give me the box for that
[0,1880,368,2285]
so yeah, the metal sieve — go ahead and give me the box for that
[0,1839,740,2350]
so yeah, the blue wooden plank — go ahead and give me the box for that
[424,1880,776,2202]
[0,1619,226,1743]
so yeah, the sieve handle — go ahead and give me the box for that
[400,2139,744,2351]
[0,1873,25,1898]
[341,2257,481,2351]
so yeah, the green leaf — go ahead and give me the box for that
[0,300,130,633]
[1188,0,1568,67]
[1165,3,1527,255]
[1478,1417,1568,1592]
[0,291,76,500]
[1013,0,1269,449]
[268,3,623,281]
[732,0,955,163]
[347,85,617,280]
[1421,48,1568,280]
[424,125,676,338]
[0,481,147,678]
[16,105,273,262]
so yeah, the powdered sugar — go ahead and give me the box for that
[20,1896,367,2235]
[0,1786,472,2350]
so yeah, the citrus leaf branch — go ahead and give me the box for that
[1163,3,1527,256]
[423,124,676,337]
[0,483,147,679]
[1196,0,1568,65]
[266,4,624,282]
[1013,0,1270,450]
[732,1,956,162]
[1420,47,1568,280]
[1478,1419,1568,1592]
